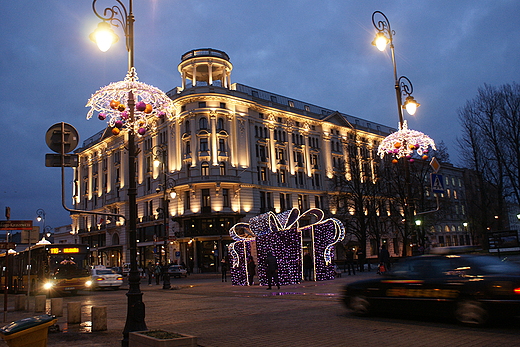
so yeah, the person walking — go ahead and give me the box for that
[247,256,256,285]
[221,258,228,282]
[303,252,313,281]
[155,262,163,284]
[146,261,154,285]
[346,249,356,276]
[266,252,280,290]
[379,244,391,274]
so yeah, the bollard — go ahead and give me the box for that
[67,302,81,324]
[51,298,63,317]
[14,295,26,311]
[34,295,46,313]
[91,306,107,331]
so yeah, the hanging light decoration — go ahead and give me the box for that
[377,120,436,161]
[86,67,174,135]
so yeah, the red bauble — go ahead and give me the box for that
[392,159,398,164]
[112,128,120,135]
[138,127,146,135]
[136,101,146,111]
[98,113,106,120]
[110,100,119,109]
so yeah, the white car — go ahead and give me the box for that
[167,265,188,278]
[91,267,123,290]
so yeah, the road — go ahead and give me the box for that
[1,271,519,346]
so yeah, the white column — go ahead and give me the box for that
[304,134,311,177]
[211,113,218,165]
[269,126,276,172]
[208,63,213,86]
[190,115,197,167]
[192,64,197,87]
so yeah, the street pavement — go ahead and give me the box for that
[0,269,519,347]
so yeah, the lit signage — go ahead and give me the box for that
[49,247,80,254]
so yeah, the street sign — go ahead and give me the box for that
[430,157,441,173]
[45,122,79,154]
[431,173,445,194]
[0,242,16,249]
[45,153,79,167]
[0,220,33,230]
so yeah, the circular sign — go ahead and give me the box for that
[45,123,79,154]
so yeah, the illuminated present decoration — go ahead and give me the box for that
[228,208,345,286]
[86,67,174,136]
[377,120,436,160]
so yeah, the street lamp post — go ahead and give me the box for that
[151,144,176,289]
[36,209,46,240]
[372,11,420,257]
[90,1,145,345]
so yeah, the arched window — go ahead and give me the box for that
[112,233,120,245]
[217,118,225,130]
[201,162,209,176]
[199,117,208,130]
[185,120,190,133]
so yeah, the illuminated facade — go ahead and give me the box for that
[72,48,397,271]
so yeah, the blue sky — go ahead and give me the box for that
[1,0,519,228]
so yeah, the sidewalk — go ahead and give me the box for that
[0,270,378,347]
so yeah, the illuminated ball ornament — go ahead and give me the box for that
[377,120,436,160]
[392,159,398,164]
[115,120,123,128]
[98,113,106,120]
[112,127,120,135]
[110,100,119,109]
[135,101,146,111]
[144,104,153,114]
[138,127,146,136]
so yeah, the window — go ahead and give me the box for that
[200,138,209,151]
[201,162,209,176]
[223,188,230,207]
[304,105,310,112]
[219,162,226,175]
[219,138,226,152]
[219,102,226,109]
[288,100,294,107]
[202,189,211,211]
[199,117,208,130]
[185,120,190,133]
[270,95,277,103]
[252,90,259,98]
[198,101,206,108]
[260,167,267,181]
[185,141,191,154]
[184,191,191,210]
[280,169,286,184]
[217,118,225,130]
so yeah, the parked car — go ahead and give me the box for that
[91,266,123,290]
[122,263,144,277]
[167,265,188,278]
[342,252,520,326]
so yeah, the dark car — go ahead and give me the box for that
[342,253,520,326]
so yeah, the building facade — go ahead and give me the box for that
[72,48,469,271]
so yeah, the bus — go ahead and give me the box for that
[0,244,92,295]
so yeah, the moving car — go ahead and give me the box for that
[91,266,123,290]
[342,253,520,326]
[167,265,188,278]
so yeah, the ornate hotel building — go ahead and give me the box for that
[72,48,467,271]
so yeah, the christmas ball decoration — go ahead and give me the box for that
[394,142,401,148]
[117,104,125,112]
[144,104,153,114]
[98,113,106,120]
[110,100,119,109]
[115,120,123,128]
[138,127,146,135]
[120,111,129,120]
[377,121,436,160]
[136,101,146,111]
[422,155,429,160]
[392,159,398,164]
[409,158,415,163]
[112,127,120,135]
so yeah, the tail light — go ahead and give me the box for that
[514,287,520,294]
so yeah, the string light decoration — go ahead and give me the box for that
[228,208,345,286]
[377,120,436,162]
[86,67,174,136]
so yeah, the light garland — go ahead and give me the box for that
[86,67,174,136]
[228,208,345,286]
[377,120,436,162]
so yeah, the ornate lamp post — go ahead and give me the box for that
[371,11,435,256]
[87,1,173,345]
[151,144,176,289]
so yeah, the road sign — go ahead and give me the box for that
[45,153,79,167]
[430,157,441,173]
[45,122,79,154]
[0,220,33,230]
[0,242,16,249]
[431,173,445,194]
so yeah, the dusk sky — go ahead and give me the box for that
[1,0,519,228]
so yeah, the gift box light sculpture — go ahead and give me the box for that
[86,67,174,135]
[229,208,345,286]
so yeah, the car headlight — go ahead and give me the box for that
[85,280,92,287]
[43,282,53,290]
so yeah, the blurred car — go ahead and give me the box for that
[167,265,188,278]
[342,253,520,326]
[122,263,144,277]
[91,266,123,290]
[110,266,123,275]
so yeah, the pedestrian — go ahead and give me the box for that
[155,262,162,284]
[303,252,313,281]
[266,252,280,290]
[357,249,365,272]
[247,256,256,285]
[221,258,228,282]
[345,249,356,275]
[146,261,154,285]
[379,244,390,274]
